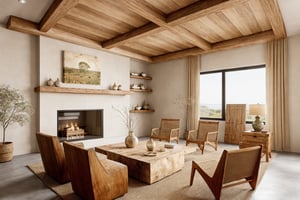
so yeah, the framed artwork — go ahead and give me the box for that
[63,51,101,85]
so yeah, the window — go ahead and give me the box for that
[199,65,266,120]
[200,73,222,119]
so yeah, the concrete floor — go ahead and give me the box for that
[0,148,300,200]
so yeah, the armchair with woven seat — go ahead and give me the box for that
[36,132,70,183]
[150,118,180,143]
[186,120,219,154]
[190,145,262,200]
[63,142,128,200]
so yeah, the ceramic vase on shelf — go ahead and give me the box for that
[47,78,54,86]
[146,138,156,151]
[125,131,138,148]
[54,78,61,87]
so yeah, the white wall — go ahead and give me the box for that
[38,36,133,148]
[287,34,300,153]
[201,44,266,71]
[0,26,38,155]
[148,59,188,138]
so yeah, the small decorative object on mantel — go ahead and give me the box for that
[54,78,61,87]
[47,78,54,86]
[146,138,156,151]
[118,84,122,90]
[111,83,118,90]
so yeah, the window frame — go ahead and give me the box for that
[200,64,265,121]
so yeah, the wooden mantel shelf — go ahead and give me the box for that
[35,86,131,96]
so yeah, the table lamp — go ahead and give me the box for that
[249,104,265,131]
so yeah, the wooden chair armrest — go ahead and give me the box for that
[187,130,197,140]
[206,131,219,140]
[170,128,180,137]
[150,128,160,136]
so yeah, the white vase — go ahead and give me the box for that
[125,131,138,148]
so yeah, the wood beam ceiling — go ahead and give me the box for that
[151,30,275,63]
[7,16,152,62]
[260,0,286,38]
[39,0,79,32]
[6,0,286,63]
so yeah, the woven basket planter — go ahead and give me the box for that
[0,142,14,162]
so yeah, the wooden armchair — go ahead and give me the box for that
[150,118,180,143]
[186,120,219,154]
[36,132,70,183]
[190,146,262,200]
[63,142,128,200]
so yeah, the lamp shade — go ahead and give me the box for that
[249,104,265,116]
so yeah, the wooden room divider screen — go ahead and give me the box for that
[224,104,246,144]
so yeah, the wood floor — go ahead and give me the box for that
[0,145,300,200]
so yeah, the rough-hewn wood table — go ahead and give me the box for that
[95,141,191,184]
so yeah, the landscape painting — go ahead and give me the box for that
[63,51,101,85]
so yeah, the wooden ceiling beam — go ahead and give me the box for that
[121,0,166,25]
[118,0,211,50]
[167,0,249,26]
[102,0,248,51]
[260,0,286,38]
[102,23,163,49]
[152,30,275,63]
[39,0,79,32]
[7,16,152,62]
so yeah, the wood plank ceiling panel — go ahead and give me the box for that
[80,0,149,28]
[56,16,110,40]
[248,0,271,32]
[127,29,196,56]
[145,0,198,14]
[6,0,286,63]
[68,6,131,35]
[182,20,223,43]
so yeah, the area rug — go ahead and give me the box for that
[27,144,270,200]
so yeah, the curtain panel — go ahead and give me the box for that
[266,38,290,152]
[187,56,200,134]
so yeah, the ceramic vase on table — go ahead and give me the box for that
[125,131,138,148]
[146,138,156,151]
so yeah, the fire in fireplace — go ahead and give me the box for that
[57,109,103,141]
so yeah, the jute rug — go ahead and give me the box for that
[27,144,270,200]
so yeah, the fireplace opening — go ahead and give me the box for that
[57,109,103,141]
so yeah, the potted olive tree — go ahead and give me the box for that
[0,85,32,162]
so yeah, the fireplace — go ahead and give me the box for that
[57,109,103,141]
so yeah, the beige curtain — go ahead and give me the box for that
[187,56,200,133]
[266,38,290,152]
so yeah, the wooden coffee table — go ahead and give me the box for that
[95,140,186,184]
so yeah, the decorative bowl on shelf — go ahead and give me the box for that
[135,106,142,110]
[130,72,139,76]
[140,72,147,77]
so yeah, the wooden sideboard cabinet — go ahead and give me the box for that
[240,131,272,162]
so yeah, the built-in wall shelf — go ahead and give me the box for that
[35,86,131,96]
[130,109,155,113]
[130,88,152,92]
[130,75,152,80]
